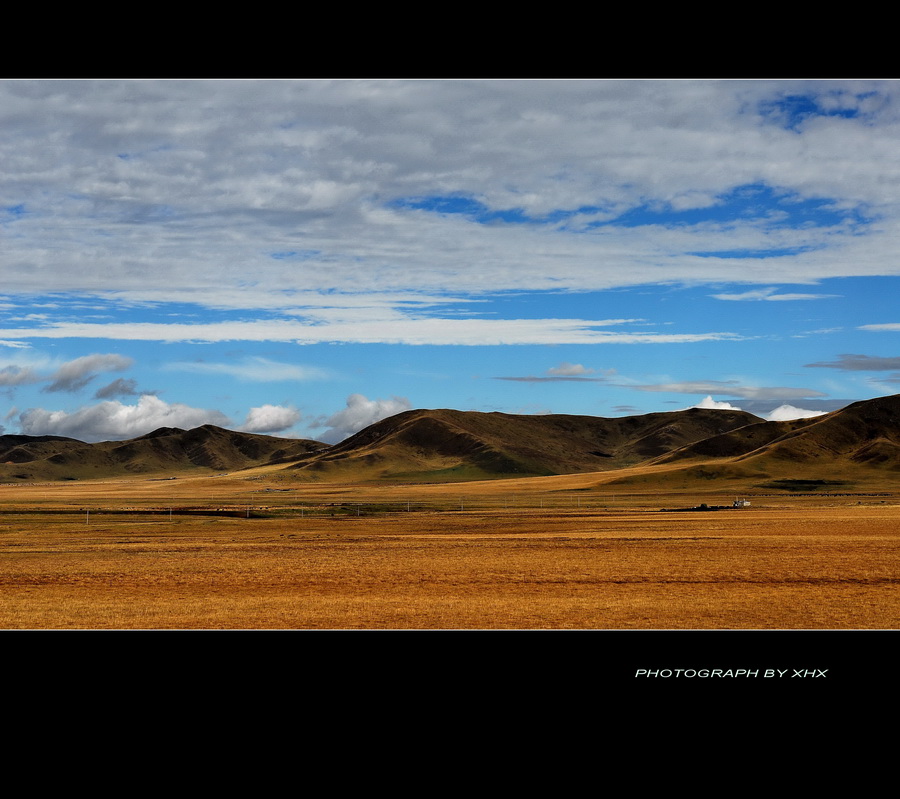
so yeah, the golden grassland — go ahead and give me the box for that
[0,463,898,629]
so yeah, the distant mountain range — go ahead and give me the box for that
[2,394,899,484]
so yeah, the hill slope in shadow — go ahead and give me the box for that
[0,425,327,481]
[284,406,764,481]
[599,394,900,491]
[652,394,900,470]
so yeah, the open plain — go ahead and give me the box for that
[1,463,897,629]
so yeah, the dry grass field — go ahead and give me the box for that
[0,465,898,629]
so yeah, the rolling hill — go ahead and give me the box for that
[3,395,899,487]
[652,394,900,470]
[0,425,327,481]
[592,393,900,492]
[283,406,764,481]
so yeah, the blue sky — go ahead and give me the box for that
[2,79,900,442]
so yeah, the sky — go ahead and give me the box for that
[2,78,900,443]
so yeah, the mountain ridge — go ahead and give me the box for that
[0,425,327,481]
[652,393,900,470]
[286,406,765,481]
[2,395,897,484]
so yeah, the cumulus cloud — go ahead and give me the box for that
[764,404,829,421]
[240,404,302,434]
[738,398,852,416]
[43,353,133,393]
[686,397,831,420]
[313,393,412,444]
[17,395,231,442]
[691,395,743,410]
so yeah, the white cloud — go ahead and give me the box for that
[2,80,900,311]
[712,287,838,301]
[691,395,743,410]
[313,393,411,443]
[684,397,835,419]
[164,356,329,381]
[860,323,900,331]
[17,395,230,442]
[766,293,840,301]
[240,404,302,434]
[547,362,595,376]
[0,317,739,346]
[764,404,829,421]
